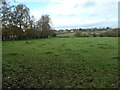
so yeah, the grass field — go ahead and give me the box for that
[2,37,118,88]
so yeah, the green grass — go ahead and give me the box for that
[2,37,118,88]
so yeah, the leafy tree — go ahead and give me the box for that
[0,2,15,26]
[28,15,35,29]
[2,24,24,40]
[13,4,30,29]
[25,29,36,39]
[37,15,52,38]
[1,3,32,40]
[1,2,55,40]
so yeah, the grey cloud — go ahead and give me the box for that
[83,1,96,8]
[74,4,79,8]
[54,20,117,30]
[80,20,117,28]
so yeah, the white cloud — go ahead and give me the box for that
[30,0,118,29]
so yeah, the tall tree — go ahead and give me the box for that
[1,3,31,40]
[37,15,52,38]
[0,2,15,26]
[13,4,30,29]
[28,15,35,29]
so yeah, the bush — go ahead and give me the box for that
[2,25,24,40]
[25,29,37,39]
[57,35,70,38]
[99,30,118,37]
[49,30,56,37]
[81,33,89,37]
[52,33,57,37]
[92,33,97,37]
[74,31,82,37]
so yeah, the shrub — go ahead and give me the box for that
[74,31,82,37]
[92,33,97,37]
[99,30,118,37]
[25,29,36,39]
[52,33,57,37]
[2,25,24,40]
[49,30,56,37]
[82,34,89,37]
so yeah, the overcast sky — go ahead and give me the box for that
[12,0,118,29]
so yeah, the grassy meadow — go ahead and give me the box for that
[2,37,118,88]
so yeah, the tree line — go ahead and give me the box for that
[1,2,56,41]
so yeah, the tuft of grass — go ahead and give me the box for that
[25,41,31,44]
[9,52,18,55]
[112,56,120,60]
[97,44,108,46]
[89,45,95,47]
[81,50,89,52]
[42,43,46,46]
[98,46,108,49]
[65,48,71,51]
[54,53,59,56]
[61,44,66,47]
[45,51,52,54]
